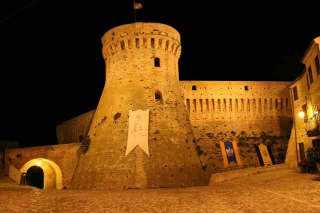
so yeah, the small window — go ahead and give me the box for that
[244,86,249,91]
[306,75,310,90]
[136,38,140,49]
[155,91,162,101]
[308,66,313,84]
[192,85,197,90]
[315,55,320,76]
[293,86,298,101]
[154,57,160,67]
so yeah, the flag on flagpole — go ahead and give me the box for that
[134,2,142,9]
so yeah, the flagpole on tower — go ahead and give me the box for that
[133,1,142,23]
[133,1,136,23]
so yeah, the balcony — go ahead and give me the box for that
[305,112,320,137]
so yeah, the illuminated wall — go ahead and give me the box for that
[181,81,292,171]
[71,22,206,190]
[20,158,62,189]
[286,37,320,168]
[5,143,80,189]
[56,110,95,144]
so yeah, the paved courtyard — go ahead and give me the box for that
[0,169,320,213]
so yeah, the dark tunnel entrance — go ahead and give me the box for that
[26,166,44,189]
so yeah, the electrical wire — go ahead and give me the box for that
[0,1,37,25]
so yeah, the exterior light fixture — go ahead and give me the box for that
[315,111,318,115]
[298,111,305,118]
[37,161,41,166]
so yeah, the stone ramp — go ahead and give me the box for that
[209,164,288,185]
[0,174,32,191]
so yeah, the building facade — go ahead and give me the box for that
[286,37,320,168]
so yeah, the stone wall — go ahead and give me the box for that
[181,81,292,120]
[56,110,95,144]
[190,120,292,172]
[9,165,21,183]
[5,143,80,188]
[181,81,293,171]
[57,80,293,176]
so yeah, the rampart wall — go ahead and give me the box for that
[181,81,293,172]
[56,110,95,144]
[56,81,293,174]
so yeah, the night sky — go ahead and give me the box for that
[1,1,319,147]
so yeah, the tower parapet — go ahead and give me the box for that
[101,22,181,59]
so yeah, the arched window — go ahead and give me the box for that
[155,91,163,101]
[155,57,160,67]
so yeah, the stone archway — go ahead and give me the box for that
[26,166,44,189]
[20,158,62,190]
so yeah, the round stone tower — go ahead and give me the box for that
[71,23,205,189]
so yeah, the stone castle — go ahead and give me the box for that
[3,23,302,190]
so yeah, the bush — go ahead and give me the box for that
[306,147,320,166]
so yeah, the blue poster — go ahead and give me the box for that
[225,141,237,164]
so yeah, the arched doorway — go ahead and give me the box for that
[20,158,63,190]
[26,166,44,189]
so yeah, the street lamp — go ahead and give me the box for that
[299,111,305,118]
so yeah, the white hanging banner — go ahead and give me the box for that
[126,110,150,156]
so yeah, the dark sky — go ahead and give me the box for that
[0,1,319,147]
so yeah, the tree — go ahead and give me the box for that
[0,140,19,152]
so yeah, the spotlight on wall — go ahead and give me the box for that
[315,111,318,115]
[298,111,305,118]
[37,161,41,166]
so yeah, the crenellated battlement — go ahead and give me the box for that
[184,96,291,120]
[101,23,181,59]
[181,81,292,121]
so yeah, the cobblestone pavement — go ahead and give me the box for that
[0,169,320,213]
